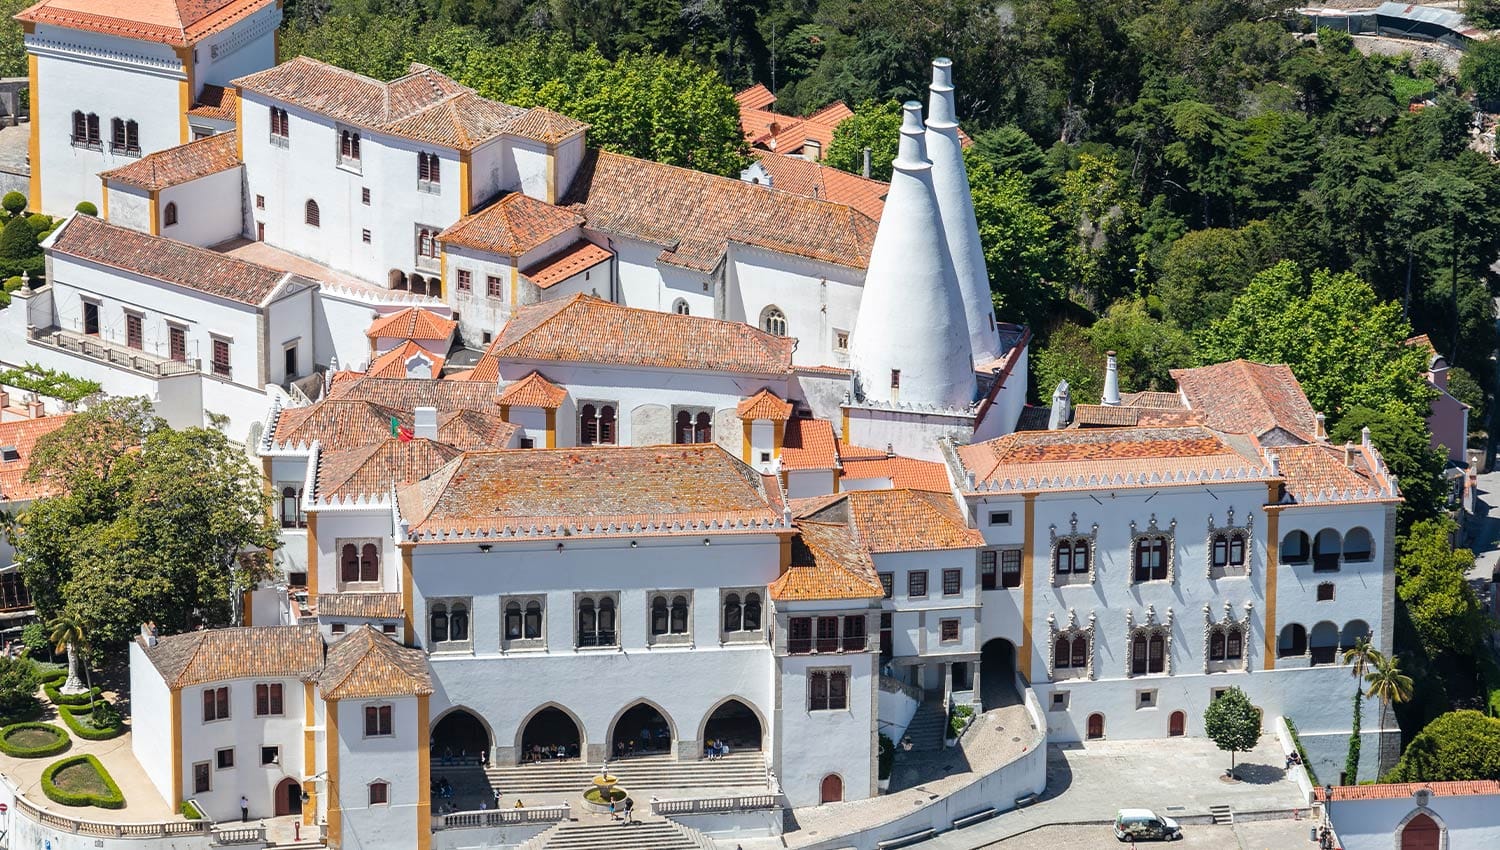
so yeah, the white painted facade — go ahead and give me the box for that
[1330,788,1500,850]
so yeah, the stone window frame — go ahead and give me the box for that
[719,587,765,645]
[1202,600,1253,674]
[427,596,474,653]
[1129,514,1178,585]
[334,537,383,591]
[501,594,547,652]
[1046,608,1097,681]
[577,400,620,446]
[574,591,621,650]
[1206,508,1255,579]
[646,589,694,646]
[807,666,851,712]
[1049,513,1099,586]
[671,405,715,445]
[1125,605,1174,678]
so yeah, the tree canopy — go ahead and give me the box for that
[1384,710,1500,783]
[1204,686,1261,777]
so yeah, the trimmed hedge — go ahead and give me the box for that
[181,800,205,819]
[58,701,123,741]
[43,682,101,706]
[0,722,71,758]
[34,667,68,685]
[42,754,125,809]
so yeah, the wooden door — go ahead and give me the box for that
[125,313,142,350]
[819,774,843,804]
[1401,813,1440,850]
[1169,711,1185,737]
[1087,713,1104,740]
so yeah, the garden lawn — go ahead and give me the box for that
[9,727,61,748]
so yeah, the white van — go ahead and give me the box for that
[1114,808,1182,841]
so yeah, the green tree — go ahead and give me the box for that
[1197,262,1434,426]
[1204,686,1261,778]
[1467,0,1500,29]
[47,612,90,695]
[1152,224,1277,332]
[968,159,1062,331]
[1394,518,1488,659]
[826,100,901,181]
[1446,366,1485,420]
[1330,406,1448,530]
[14,401,278,647]
[1032,321,1103,408]
[1366,653,1414,759]
[1384,710,1500,782]
[0,215,38,261]
[1085,298,1196,392]
[0,656,38,719]
[1460,39,1500,105]
[1341,638,1382,784]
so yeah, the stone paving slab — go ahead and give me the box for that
[973,817,1319,849]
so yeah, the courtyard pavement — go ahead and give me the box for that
[977,817,1320,849]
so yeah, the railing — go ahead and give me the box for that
[789,635,868,656]
[650,794,780,816]
[212,825,266,844]
[11,791,210,837]
[880,675,925,704]
[577,630,617,648]
[28,326,200,377]
[431,803,569,831]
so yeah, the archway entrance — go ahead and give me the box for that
[980,638,1019,708]
[274,777,302,816]
[612,703,672,758]
[819,774,843,804]
[1169,711,1185,737]
[703,700,762,752]
[1401,813,1440,850]
[1087,713,1105,739]
[520,707,581,762]
[432,708,491,765]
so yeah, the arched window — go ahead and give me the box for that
[1053,636,1070,670]
[1343,527,1373,562]
[1054,635,1088,673]
[1133,535,1169,582]
[340,544,359,583]
[1313,529,1342,572]
[743,593,761,630]
[694,412,712,444]
[761,306,788,337]
[1131,629,1168,676]
[1280,531,1310,565]
[599,597,616,638]
[580,404,598,444]
[670,595,689,634]
[1226,627,1243,659]
[578,596,618,647]
[1148,633,1165,673]
[723,593,742,632]
[448,603,469,642]
[125,120,139,152]
[163,202,178,227]
[504,601,522,639]
[430,604,449,643]
[578,598,596,644]
[418,152,441,185]
[110,117,124,151]
[359,543,378,582]
[675,411,692,443]
[86,113,100,146]
[418,229,436,258]
[305,199,320,227]
[599,406,616,445]
[651,596,669,635]
[1212,530,1247,572]
[1277,623,1308,658]
[280,486,304,529]
[673,298,690,315]
[340,130,361,162]
[1210,631,1226,661]
[524,601,542,638]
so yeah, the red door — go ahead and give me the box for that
[1087,713,1104,740]
[125,313,142,350]
[1401,813,1440,850]
[169,326,186,361]
[819,774,842,804]
[1169,711,1185,737]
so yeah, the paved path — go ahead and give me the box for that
[980,818,1319,849]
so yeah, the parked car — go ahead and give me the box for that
[1114,808,1182,841]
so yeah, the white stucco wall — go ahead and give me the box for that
[1332,794,1500,850]
[179,677,309,822]
[104,183,151,232]
[158,167,245,247]
[333,696,422,850]
[127,639,175,805]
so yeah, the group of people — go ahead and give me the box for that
[432,776,456,799]
[436,746,487,766]
[704,739,732,760]
[613,726,672,758]
[1284,750,1304,770]
[608,795,637,824]
[524,742,580,762]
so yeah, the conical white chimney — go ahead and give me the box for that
[848,102,977,411]
[1102,351,1121,406]
[926,57,1002,363]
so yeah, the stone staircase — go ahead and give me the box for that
[487,751,767,799]
[903,700,948,752]
[535,817,709,849]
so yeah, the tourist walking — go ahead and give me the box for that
[623,796,634,824]
[239,795,249,822]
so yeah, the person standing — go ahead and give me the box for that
[240,795,249,822]
[623,796,635,824]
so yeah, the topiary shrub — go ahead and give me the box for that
[41,754,125,809]
[0,722,71,758]
[24,213,51,235]
[73,201,97,217]
[43,682,101,706]
[948,704,975,739]
[0,215,38,260]
[33,666,68,685]
[2,191,26,217]
[58,701,123,741]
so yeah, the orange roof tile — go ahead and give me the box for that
[496,371,567,409]
[523,241,612,289]
[506,106,588,143]
[957,426,1271,491]
[1317,780,1500,802]
[317,593,403,619]
[563,150,876,273]
[0,414,72,502]
[1274,442,1400,505]
[840,455,951,493]
[318,625,432,698]
[780,418,839,471]
[749,152,887,220]
[439,193,582,257]
[366,341,444,379]
[271,379,513,452]
[737,389,793,421]
[187,85,238,121]
[795,489,982,554]
[1170,360,1317,444]
[17,0,275,47]
[366,307,459,341]
[734,84,776,111]
[769,521,883,601]
[493,294,795,375]
[138,625,324,689]
[397,445,784,539]
[745,101,854,156]
[315,437,464,499]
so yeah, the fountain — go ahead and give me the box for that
[581,766,628,813]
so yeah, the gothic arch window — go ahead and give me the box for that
[760,306,787,337]
[1126,607,1173,677]
[1050,514,1098,585]
[649,592,692,642]
[340,129,361,163]
[1207,510,1254,578]
[673,298,690,315]
[1205,602,1253,672]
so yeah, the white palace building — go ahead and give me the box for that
[0,2,1403,849]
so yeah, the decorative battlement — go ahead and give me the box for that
[969,465,1276,493]
[409,515,792,542]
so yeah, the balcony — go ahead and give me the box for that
[788,634,868,656]
[28,326,200,377]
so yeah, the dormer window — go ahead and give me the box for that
[339,129,361,168]
[417,152,441,192]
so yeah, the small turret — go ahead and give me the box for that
[1102,351,1121,406]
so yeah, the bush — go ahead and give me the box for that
[73,201,97,217]
[2,191,26,217]
[948,704,975,739]
[878,732,894,781]
[58,701,123,741]
[0,722,71,758]
[1384,710,1500,782]
[24,213,51,236]
[0,215,38,260]
[182,800,204,819]
[43,682,101,706]
[22,623,54,660]
[0,656,37,716]
[41,754,125,809]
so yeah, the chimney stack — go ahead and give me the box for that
[1048,380,1072,430]
[1267,452,1281,477]
[1361,426,1372,451]
[1315,413,1327,441]
[413,406,438,441]
[862,147,872,179]
[1102,352,1121,406]
[26,397,43,419]
[1344,441,1356,468]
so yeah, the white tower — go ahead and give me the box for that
[925,57,1002,363]
[848,102,977,411]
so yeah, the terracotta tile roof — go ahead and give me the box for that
[780,418,839,471]
[50,214,290,305]
[234,58,526,150]
[743,101,853,155]
[1122,391,1185,409]
[1316,780,1500,802]
[523,241,613,289]
[734,84,776,111]
[1274,442,1400,505]
[318,626,432,699]
[366,341,444,380]
[737,389,793,421]
[1170,360,1317,443]
[0,414,72,502]
[769,521,883,601]
[506,106,588,143]
[840,455,951,493]
[188,85,238,121]
[795,489,982,554]
[493,294,795,375]
[324,376,498,409]
[439,193,582,257]
[273,400,410,451]
[496,371,567,408]
[316,437,464,499]
[366,307,458,341]
[271,379,514,452]
[957,426,1272,491]
[563,149,877,273]
[749,152,887,220]
[397,445,784,539]
[436,409,517,449]
[316,593,403,619]
[17,0,275,47]
[138,625,324,689]
[1072,405,1144,428]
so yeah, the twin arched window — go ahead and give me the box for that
[163,202,178,227]
[71,111,101,147]
[1208,626,1244,663]
[1053,635,1088,671]
[1133,535,1170,582]
[761,306,787,337]
[722,592,762,633]
[1054,538,1090,579]
[110,118,139,154]
[673,299,690,315]
[504,600,544,641]
[1130,630,1167,676]
[1211,530,1247,572]
[579,403,617,445]
[279,486,305,529]
[430,601,469,644]
[651,595,690,636]
[340,130,361,162]
[675,410,712,444]
[578,596,617,647]
[418,152,441,185]
[339,543,379,584]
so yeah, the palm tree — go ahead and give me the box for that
[1341,637,1382,782]
[47,613,90,696]
[1365,653,1414,761]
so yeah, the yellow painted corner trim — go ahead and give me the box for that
[325,699,341,847]
[772,421,785,459]
[1263,495,1281,670]
[544,409,557,448]
[401,544,415,644]
[459,151,473,215]
[306,512,319,603]
[148,191,160,236]
[545,142,557,204]
[174,46,193,145]
[741,425,752,464]
[235,90,244,160]
[100,181,109,220]
[27,53,40,213]
[509,263,519,305]
[1018,493,1037,681]
[416,695,432,850]
[303,682,317,825]
[169,689,183,807]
